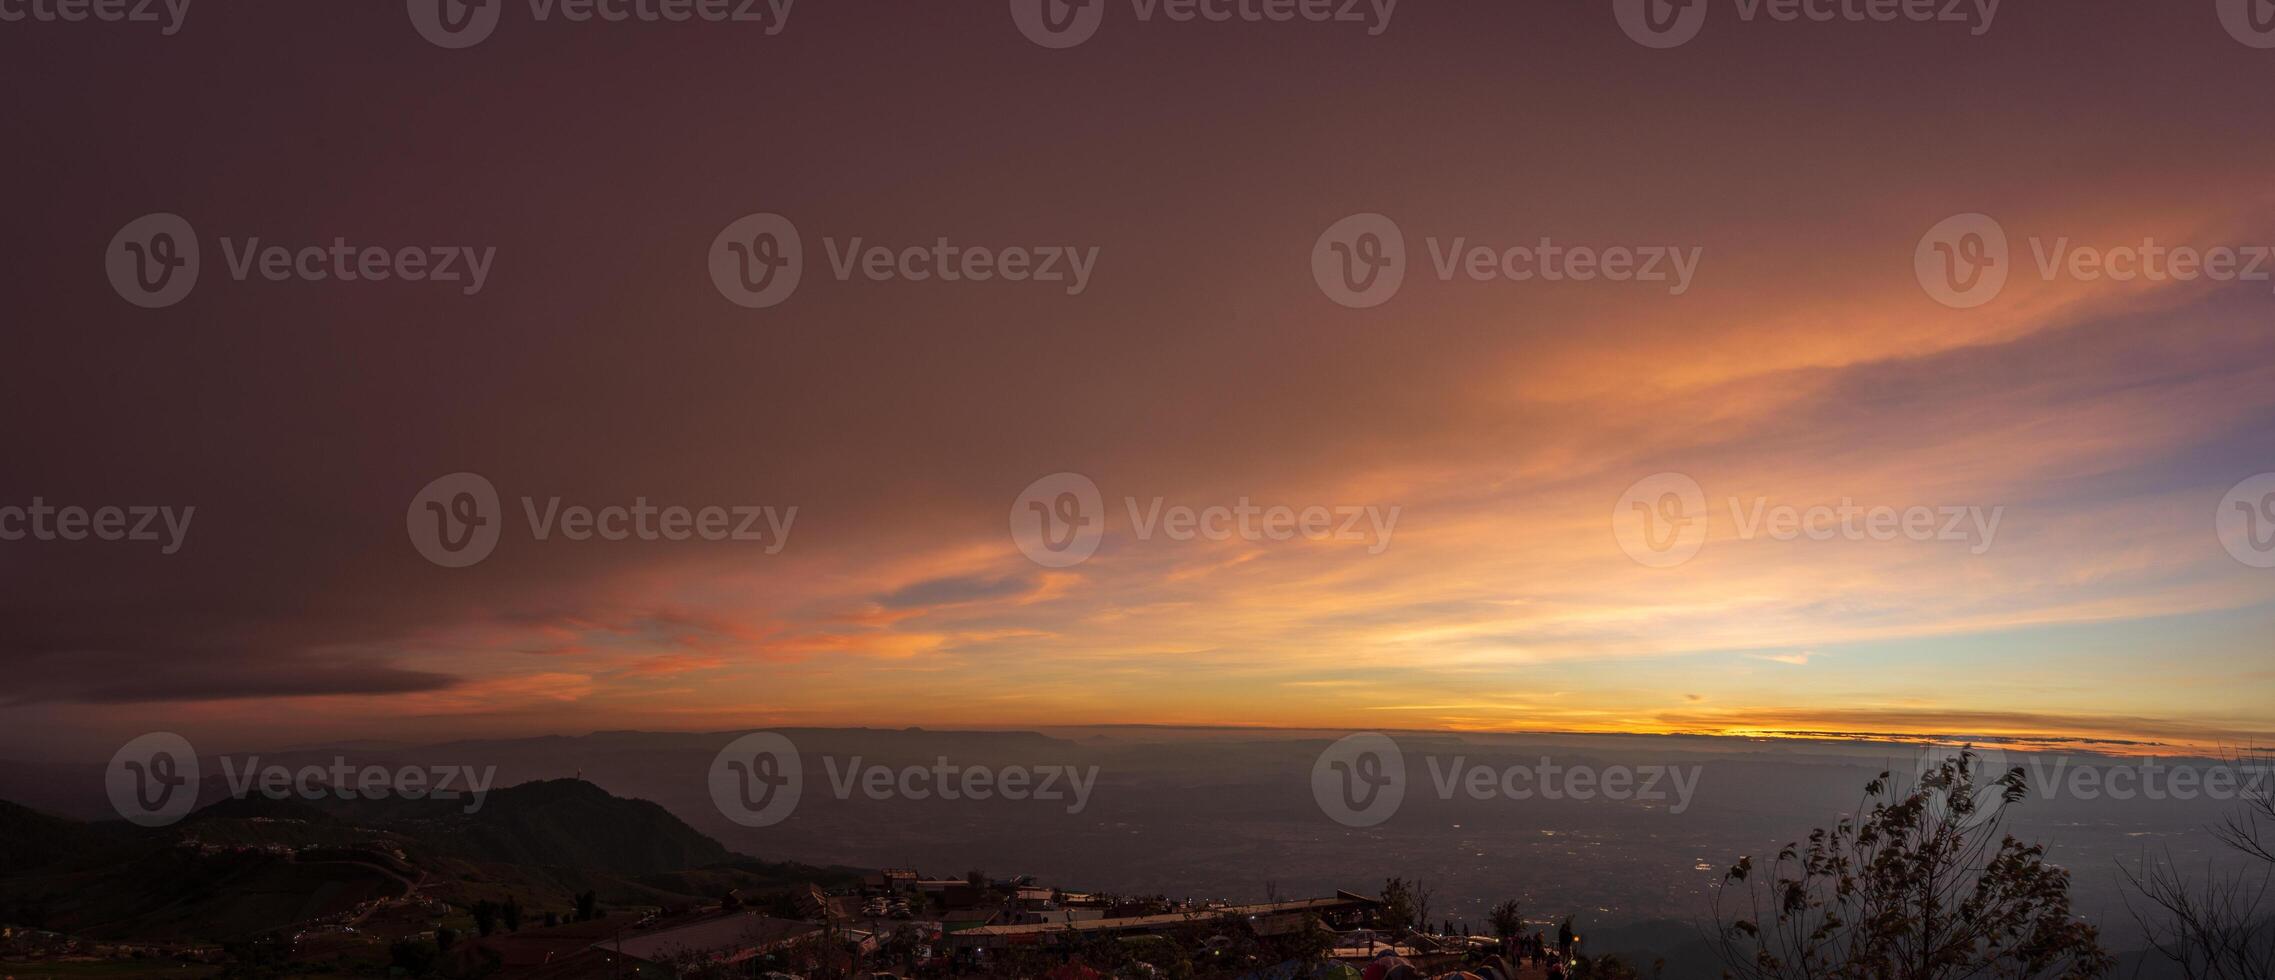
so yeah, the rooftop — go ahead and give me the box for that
[954,892,1376,939]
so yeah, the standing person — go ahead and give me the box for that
[1557,918,1574,961]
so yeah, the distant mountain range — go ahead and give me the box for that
[7,778,735,876]
[0,778,861,943]
[2,725,2248,963]
[0,799,124,874]
[318,777,736,874]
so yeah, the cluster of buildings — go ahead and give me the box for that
[2,858,1411,979]
[171,834,414,866]
[174,836,302,858]
[0,925,222,965]
[445,871,1389,978]
[945,894,1381,951]
[447,909,831,980]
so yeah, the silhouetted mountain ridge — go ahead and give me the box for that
[187,794,342,825]
[0,781,845,943]
[323,777,735,874]
[0,799,129,873]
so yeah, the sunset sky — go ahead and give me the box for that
[5,1,2273,761]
